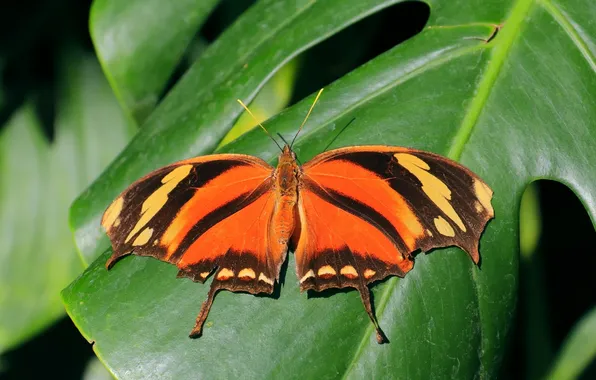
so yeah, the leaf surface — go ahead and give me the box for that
[90,0,219,123]
[0,53,133,352]
[63,0,596,378]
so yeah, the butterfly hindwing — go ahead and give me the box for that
[294,146,494,342]
[101,154,287,336]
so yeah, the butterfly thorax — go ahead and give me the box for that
[275,145,300,199]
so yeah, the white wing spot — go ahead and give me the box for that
[238,268,256,280]
[364,269,376,279]
[300,270,315,283]
[258,273,274,285]
[340,265,358,279]
[317,265,336,278]
[216,268,234,280]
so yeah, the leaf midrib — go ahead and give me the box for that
[342,0,536,375]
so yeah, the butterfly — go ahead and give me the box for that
[101,89,494,344]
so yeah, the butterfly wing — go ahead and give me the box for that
[295,146,494,342]
[101,154,282,336]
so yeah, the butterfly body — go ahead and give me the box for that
[271,146,299,257]
[102,143,494,344]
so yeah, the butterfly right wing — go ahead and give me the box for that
[101,154,283,336]
[294,146,494,343]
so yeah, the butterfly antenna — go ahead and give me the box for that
[290,88,324,149]
[322,117,356,152]
[277,133,290,146]
[237,99,283,152]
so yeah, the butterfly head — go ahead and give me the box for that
[278,144,298,171]
[281,144,296,160]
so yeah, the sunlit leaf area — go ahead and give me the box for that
[1,0,594,378]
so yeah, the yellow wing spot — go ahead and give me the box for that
[364,269,376,279]
[113,218,121,227]
[395,153,467,232]
[426,229,433,237]
[300,270,315,283]
[434,216,455,237]
[473,179,494,216]
[340,265,358,279]
[102,197,124,230]
[258,273,274,285]
[317,265,337,278]
[474,201,483,213]
[132,228,153,246]
[125,165,193,243]
[216,268,234,280]
[153,239,159,246]
[199,272,210,279]
[238,268,256,281]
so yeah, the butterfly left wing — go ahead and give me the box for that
[294,146,494,343]
[101,154,287,337]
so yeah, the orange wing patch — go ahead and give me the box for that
[295,186,414,284]
[160,164,274,260]
[303,158,425,250]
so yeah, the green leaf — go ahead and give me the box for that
[546,307,596,380]
[90,0,220,123]
[217,57,300,147]
[0,53,133,352]
[63,0,596,378]
[83,357,113,380]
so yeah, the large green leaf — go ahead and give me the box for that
[0,53,133,352]
[63,0,596,378]
[217,58,299,147]
[90,0,219,123]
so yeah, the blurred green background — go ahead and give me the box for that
[0,0,595,379]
